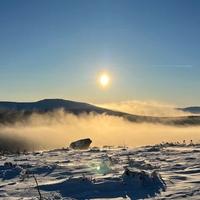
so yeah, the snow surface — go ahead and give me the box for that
[0,144,200,199]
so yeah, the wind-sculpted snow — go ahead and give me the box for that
[0,144,200,199]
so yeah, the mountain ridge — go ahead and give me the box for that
[0,98,200,126]
[178,106,200,114]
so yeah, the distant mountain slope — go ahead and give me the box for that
[0,98,141,119]
[0,99,200,126]
[0,98,149,124]
[178,107,200,114]
[0,99,102,112]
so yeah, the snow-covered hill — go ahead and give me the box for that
[0,143,200,199]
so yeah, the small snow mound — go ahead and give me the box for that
[122,167,166,189]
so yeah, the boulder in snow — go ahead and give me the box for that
[70,138,92,150]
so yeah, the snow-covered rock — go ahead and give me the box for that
[122,167,166,188]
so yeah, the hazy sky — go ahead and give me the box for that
[0,0,200,105]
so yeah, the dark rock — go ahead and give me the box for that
[70,138,92,150]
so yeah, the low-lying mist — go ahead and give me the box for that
[0,109,200,152]
[97,100,191,117]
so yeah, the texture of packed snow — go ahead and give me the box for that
[0,144,200,199]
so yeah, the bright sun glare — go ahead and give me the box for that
[99,73,110,87]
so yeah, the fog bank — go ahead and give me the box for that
[0,109,200,151]
[97,100,191,117]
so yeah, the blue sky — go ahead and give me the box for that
[0,0,200,105]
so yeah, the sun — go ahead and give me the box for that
[99,73,110,87]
